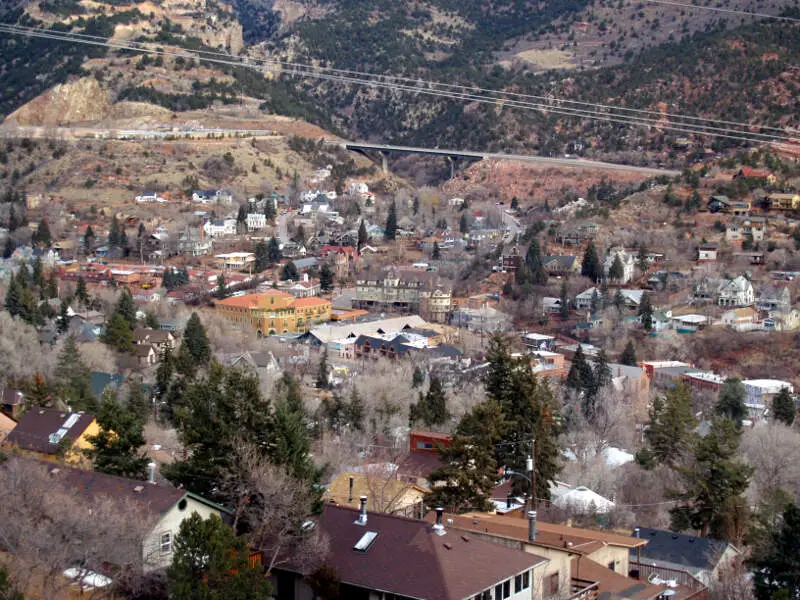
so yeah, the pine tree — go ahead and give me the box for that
[316,351,330,390]
[637,383,696,469]
[263,197,276,221]
[752,503,800,600]
[566,345,594,396]
[271,374,316,481]
[581,241,600,281]
[346,387,365,431]
[592,349,612,396]
[155,347,174,402]
[459,212,469,234]
[26,372,54,408]
[254,241,269,273]
[45,271,58,298]
[525,238,548,285]
[55,336,95,411]
[412,366,425,388]
[320,263,334,293]
[559,281,569,321]
[2,236,14,259]
[429,400,505,511]
[0,567,24,600]
[609,253,625,282]
[4,273,22,317]
[268,236,282,263]
[619,340,638,366]
[57,299,70,333]
[102,313,135,353]
[127,378,150,422]
[638,292,653,331]
[33,219,51,247]
[358,219,368,250]
[115,289,137,330]
[145,311,159,329]
[181,313,211,368]
[670,417,752,537]
[85,391,149,479]
[167,513,272,600]
[716,378,747,428]
[75,277,90,306]
[281,261,298,281]
[410,376,448,427]
[31,256,43,289]
[432,241,441,260]
[108,214,122,248]
[773,387,796,426]
[84,225,95,251]
[216,273,228,299]
[385,200,397,241]
[636,244,649,274]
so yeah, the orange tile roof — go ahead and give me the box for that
[217,294,264,308]
[290,297,331,308]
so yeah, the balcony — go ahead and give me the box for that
[568,578,599,600]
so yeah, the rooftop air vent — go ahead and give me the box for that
[353,531,378,553]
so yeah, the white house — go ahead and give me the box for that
[348,181,369,195]
[743,379,794,410]
[203,218,237,238]
[135,191,166,203]
[717,276,754,307]
[246,213,267,231]
[447,197,465,207]
[192,189,234,205]
[574,287,601,310]
[603,247,636,284]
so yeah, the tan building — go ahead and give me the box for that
[324,471,429,518]
[355,268,452,322]
[767,192,800,211]
[3,407,101,466]
[216,290,331,335]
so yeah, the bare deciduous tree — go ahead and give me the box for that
[0,312,55,388]
[740,422,800,504]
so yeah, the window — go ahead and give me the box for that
[494,581,511,600]
[515,575,522,593]
[160,532,172,554]
[608,561,616,572]
[495,584,502,599]
[549,573,559,595]
[523,571,530,589]
[503,580,510,598]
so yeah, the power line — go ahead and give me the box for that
[646,0,800,23]
[2,24,799,148]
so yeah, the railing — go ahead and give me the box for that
[630,560,706,592]
[568,578,599,600]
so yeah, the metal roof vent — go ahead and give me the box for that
[353,531,378,553]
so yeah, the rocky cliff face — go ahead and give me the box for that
[5,77,111,126]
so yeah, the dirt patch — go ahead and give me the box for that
[5,77,111,126]
[514,49,576,70]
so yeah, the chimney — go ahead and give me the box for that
[528,510,537,542]
[348,476,354,503]
[634,527,640,538]
[506,493,512,509]
[147,462,157,484]
[355,496,368,526]
[433,507,445,535]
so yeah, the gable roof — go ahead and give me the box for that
[308,505,546,600]
[6,407,96,454]
[632,527,732,572]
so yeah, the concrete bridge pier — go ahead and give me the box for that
[380,151,389,174]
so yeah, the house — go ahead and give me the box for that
[3,407,100,464]
[574,287,601,311]
[214,252,256,272]
[41,460,226,571]
[766,192,800,211]
[177,228,212,256]
[134,344,158,367]
[734,167,776,185]
[603,248,636,284]
[696,244,718,261]
[135,191,166,203]
[1,388,24,420]
[192,189,234,205]
[203,218,236,238]
[720,307,760,330]
[708,195,750,215]
[246,213,267,231]
[225,350,280,376]
[522,333,556,351]
[552,486,614,514]
[502,246,522,272]
[348,181,370,196]
[133,328,177,352]
[632,527,741,587]
[542,255,581,276]
[323,471,429,518]
[726,217,766,242]
[716,276,754,307]
[742,379,794,411]
[274,503,549,600]
[447,197,465,207]
[541,297,564,314]
[445,512,678,600]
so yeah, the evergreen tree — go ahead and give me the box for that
[773,387,796,426]
[56,299,70,333]
[619,340,638,366]
[485,334,561,502]
[565,345,594,396]
[55,336,95,411]
[609,253,625,282]
[216,273,228,299]
[281,261,298,281]
[155,347,175,402]
[358,219,368,250]
[559,281,569,321]
[75,277,90,306]
[412,196,420,215]
[410,376,448,427]
[271,374,316,481]
[108,214,122,248]
[4,273,22,317]
[84,225,95,251]
[115,289,137,330]
[145,311,159,329]
[319,263,334,293]
[592,349,612,397]
[254,241,269,273]
[181,313,211,369]
[263,197,276,221]
[429,400,506,511]
[316,351,330,390]
[31,256,44,289]
[716,378,748,428]
[637,384,696,469]
[126,378,150,422]
[670,417,752,537]
[638,292,653,331]
[636,244,649,274]
[85,391,149,479]
[385,200,397,241]
[45,271,58,299]
[346,387,365,431]
[102,313,135,353]
[751,503,800,600]
[525,238,548,285]
[432,241,441,260]
[25,372,54,408]
[268,236,282,263]
[32,219,51,247]
[411,366,425,388]
[2,236,14,259]
[0,567,24,600]
[581,241,600,281]
[459,212,469,234]
[167,513,272,600]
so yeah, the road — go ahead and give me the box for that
[277,210,291,244]
[0,125,682,177]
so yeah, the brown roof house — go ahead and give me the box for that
[133,328,177,352]
[43,460,227,571]
[274,501,549,600]
[441,511,700,600]
[4,407,100,465]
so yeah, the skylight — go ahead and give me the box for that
[353,531,378,553]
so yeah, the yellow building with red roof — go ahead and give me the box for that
[216,290,332,335]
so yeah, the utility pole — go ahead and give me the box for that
[528,438,536,511]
